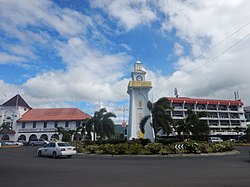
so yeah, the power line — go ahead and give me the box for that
[181,22,250,68]
[189,33,250,73]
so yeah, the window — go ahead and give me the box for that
[76,121,80,128]
[138,100,142,108]
[54,121,58,128]
[65,121,69,128]
[44,122,47,128]
[22,122,26,129]
[33,122,36,128]
[49,143,56,147]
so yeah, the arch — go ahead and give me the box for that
[1,135,9,140]
[40,134,48,140]
[29,134,37,141]
[18,134,26,141]
[51,134,59,140]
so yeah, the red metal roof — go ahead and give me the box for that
[167,97,244,106]
[18,108,91,122]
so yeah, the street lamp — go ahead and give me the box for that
[118,107,128,138]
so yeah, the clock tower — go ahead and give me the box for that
[127,60,153,141]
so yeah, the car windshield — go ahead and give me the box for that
[58,142,71,147]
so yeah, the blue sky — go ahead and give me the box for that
[0,0,250,121]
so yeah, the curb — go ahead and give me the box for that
[77,150,240,158]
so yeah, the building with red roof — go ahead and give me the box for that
[165,97,246,137]
[0,95,91,142]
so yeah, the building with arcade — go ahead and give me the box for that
[0,94,91,142]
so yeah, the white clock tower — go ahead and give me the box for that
[127,60,153,141]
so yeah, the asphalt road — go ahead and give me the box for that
[0,146,250,187]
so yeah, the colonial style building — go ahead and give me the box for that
[167,97,247,137]
[127,60,153,141]
[0,95,91,142]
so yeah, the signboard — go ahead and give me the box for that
[122,121,126,128]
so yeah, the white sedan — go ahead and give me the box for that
[2,141,23,146]
[37,142,76,158]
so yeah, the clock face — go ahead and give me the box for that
[136,75,143,81]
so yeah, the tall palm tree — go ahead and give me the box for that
[193,111,210,140]
[86,108,116,143]
[175,109,210,141]
[140,97,173,142]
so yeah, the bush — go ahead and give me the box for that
[99,144,116,155]
[76,140,234,155]
[183,141,200,154]
[115,143,129,155]
[210,141,234,153]
[127,143,144,155]
[144,143,163,154]
[162,144,177,155]
[84,145,100,154]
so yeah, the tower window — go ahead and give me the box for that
[138,100,142,108]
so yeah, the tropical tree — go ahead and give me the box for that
[140,97,173,143]
[0,122,12,131]
[86,108,116,143]
[175,109,210,141]
[56,127,71,142]
[74,120,87,141]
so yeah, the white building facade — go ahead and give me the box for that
[0,95,91,142]
[168,97,247,137]
[127,61,153,141]
[0,94,31,141]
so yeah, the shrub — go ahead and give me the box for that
[99,144,116,155]
[84,145,100,154]
[183,141,200,154]
[127,143,144,155]
[144,143,163,154]
[162,144,177,155]
[115,143,129,155]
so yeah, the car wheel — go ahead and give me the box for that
[38,150,43,157]
[52,151,57,158]
[67,155,72,158]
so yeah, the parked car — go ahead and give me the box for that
[18,140,28,146]
[208,137,223,143]
[1,141,23,146]
[37,142,76,158]
[29,138,49,146]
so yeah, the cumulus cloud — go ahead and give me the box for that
[90,0,158,31]
[1,0,250,113]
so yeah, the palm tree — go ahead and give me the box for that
[175,109,210,141]
[0,122,12,132]
[86,108,116,143]
[140,97,173,143]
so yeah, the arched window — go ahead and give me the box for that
[138,100,142,108]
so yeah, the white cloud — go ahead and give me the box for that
[173,43,184,56]
[1,0,250,112]
[91,0,158,30]
[0,53,26,64]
